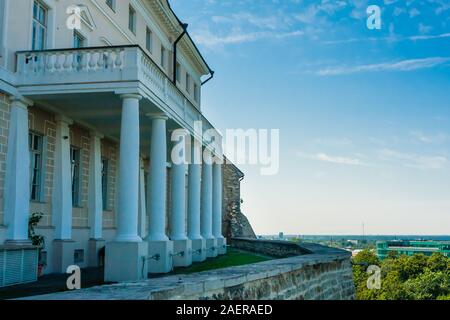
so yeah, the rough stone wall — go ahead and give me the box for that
[26,243,355,300]
[230,238,311,258]
[222,163,256,240]
[0,93,10,226]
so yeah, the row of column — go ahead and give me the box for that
[106,94,226,282]
[4,94,225,282]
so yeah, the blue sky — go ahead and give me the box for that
[171,0,450,235]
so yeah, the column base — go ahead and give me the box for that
[105,241,148,283]
[53,240,76,274]
[216,237,227,255]
[205,238,218,258]
[191,238,207,262]
[88,239,106,267]
[172,239,192,268]
[147,240,173,274]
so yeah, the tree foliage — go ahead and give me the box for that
[353,250,450,300]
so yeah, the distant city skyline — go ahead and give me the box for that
[171,0,450,235]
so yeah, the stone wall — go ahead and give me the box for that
[25,242,355,300]
[222,163,256,240]
[230,238,311,258]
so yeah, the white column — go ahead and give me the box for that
[170,130,188,241]
[138,157,147,239]
[114,94,142,242]
[147,114,169,242]
[201,148,217,257]
[188,138,206,262]
[147,113,173,274]
[4,97,32,243]
[213,160,226,254]
[187,139,202,240]
[88,131,104,240]
[212,161,223,238]
[105,94,148,283]
[52,115,73,240]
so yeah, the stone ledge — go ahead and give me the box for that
[21,242,354,300]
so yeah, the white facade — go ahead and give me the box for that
[0,0,227,283]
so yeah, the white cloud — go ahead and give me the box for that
[315,57,450,76]
[378,149,448,170]
[410,131,449,144]
[298,152,366,166]
[192,29,304,48]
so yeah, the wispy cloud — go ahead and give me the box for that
[298,152,366,166]
[378,149,448,170]
[314,57,450,76]
[192,29,304,48]
[410,131,449,144]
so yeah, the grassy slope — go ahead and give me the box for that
[173,248,272,274]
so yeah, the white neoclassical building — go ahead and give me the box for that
[0,0,235,284]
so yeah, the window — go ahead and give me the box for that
[128,5,136,34]
[101,159,109,211]
[29,132,43,201]
[194,83,199,102]
[175,62,181,83]
[146,27,153,53]
[70,147,81,207]
[185,73,191,94]
[74,249,84,264]
[32,0,48,50]
[160,46,166,69]
[106,0,115,11]
[73,31,85,48]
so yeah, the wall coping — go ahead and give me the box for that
[21,242,351,300]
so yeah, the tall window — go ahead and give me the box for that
[160,46,166,70]
[128,5,136,34]
[106,0,115,11]
[146,27,153,53]
[70,147,81,207]
[73,31,85,48]
[101,159,109,211]
[194,83,199,102]
[32,0,48,50]
[29,133,43,201]
[185,73,191,94]
[175,62,181,83]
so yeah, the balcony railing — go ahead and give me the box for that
[15,45,214,136]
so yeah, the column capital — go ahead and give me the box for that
[120,93,142,101]
[146,112,169,121]
[55,115,74,126]
[10,96,33,109]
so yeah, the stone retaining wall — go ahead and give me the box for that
[230,238,312,258]
[24,242,355,300]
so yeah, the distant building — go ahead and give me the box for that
[278,232,284,240]
[376,240,450,259]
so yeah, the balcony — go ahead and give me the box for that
[15,45,216,138]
